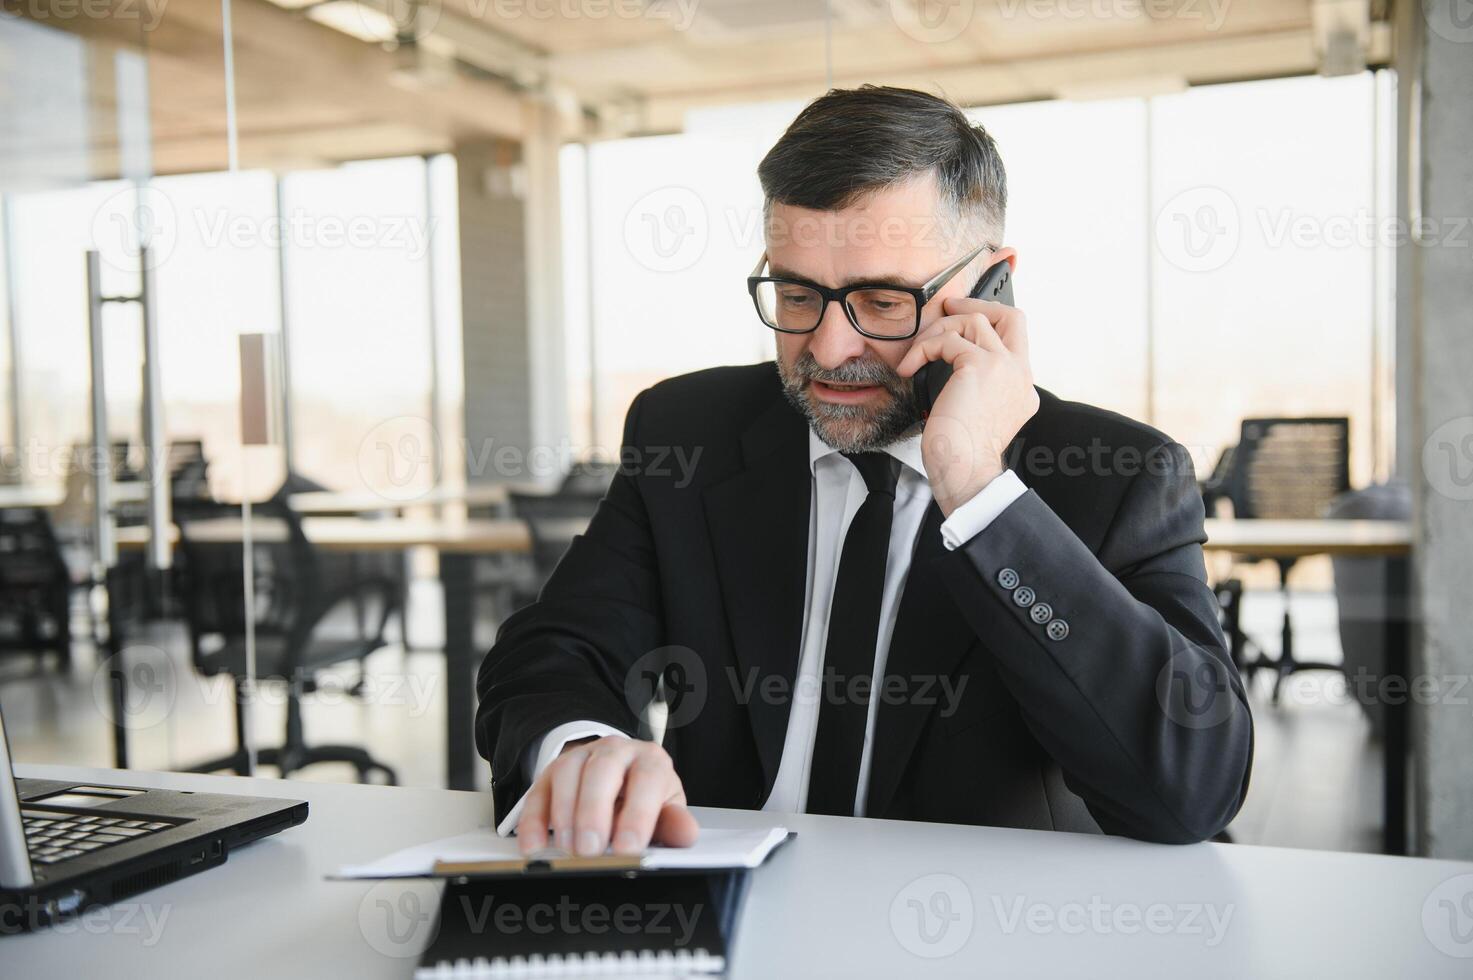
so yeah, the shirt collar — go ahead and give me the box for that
[807,426,928,481]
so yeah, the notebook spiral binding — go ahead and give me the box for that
[415,946,726,978]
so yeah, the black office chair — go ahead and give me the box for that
[1200,417,1351,702]
[0,507,73,672]
[172,497,402,783]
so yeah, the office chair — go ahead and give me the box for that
[0,507,73,672]
[1200,417,1351,702]
[172,498,401,783]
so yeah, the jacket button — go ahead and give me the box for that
[1030,602,1052,624]
[1012,586,1035,607]
[997,568,1019,590]
[1046,619,1070,641]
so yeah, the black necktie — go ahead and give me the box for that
[806,450,903,816]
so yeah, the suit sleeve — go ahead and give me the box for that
[475,390,665,821]
[941,441,1254,844]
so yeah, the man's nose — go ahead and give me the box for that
[807,299,867,370]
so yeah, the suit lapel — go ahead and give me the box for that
[702,397,811,795]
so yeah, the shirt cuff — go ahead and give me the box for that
[938,470,1027,551]
[495,722,628,836]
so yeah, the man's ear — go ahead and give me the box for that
[991,246,1018,273]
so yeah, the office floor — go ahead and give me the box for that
[0,581,1380,854]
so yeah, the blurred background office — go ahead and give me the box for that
[0,0,1469,860]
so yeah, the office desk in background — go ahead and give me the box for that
[9,765,1471,979]
[1202,518,1414,857]
[113,516,536,793]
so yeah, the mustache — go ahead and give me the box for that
[791,352,905,391]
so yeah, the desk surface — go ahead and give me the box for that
[9,765,1470,978]
[1202,518,1412,557]
[114,516,532,553]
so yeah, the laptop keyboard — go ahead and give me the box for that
[22,811,176,865]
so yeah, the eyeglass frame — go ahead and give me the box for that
[745,240,998,341]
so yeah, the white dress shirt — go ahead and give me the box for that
[496,429,1027,834]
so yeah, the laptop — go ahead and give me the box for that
[0,704,307,932]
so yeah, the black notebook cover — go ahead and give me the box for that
[415,870,749,978]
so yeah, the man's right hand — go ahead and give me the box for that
[514,735,699,857]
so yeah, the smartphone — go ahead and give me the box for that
[912,260,1014,420]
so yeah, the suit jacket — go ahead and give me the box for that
[476,362,1254,843]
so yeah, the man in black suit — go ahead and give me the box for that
[476,85,1253,857]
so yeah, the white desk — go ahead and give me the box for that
[9,766,1472,978]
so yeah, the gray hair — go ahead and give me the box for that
[756,84,1007,256]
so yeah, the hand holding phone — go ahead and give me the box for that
[912,260,1014,420]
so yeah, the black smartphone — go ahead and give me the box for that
[912,260,1014,420]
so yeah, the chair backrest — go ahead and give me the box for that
[558,460,617,499]
[173,499,319,658]
[510,489,601,585]
[1224,417,1351,520]
[0,508,68,590]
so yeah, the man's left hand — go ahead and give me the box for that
[897,296,1040,517]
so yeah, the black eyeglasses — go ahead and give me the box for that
[746,242,995,341]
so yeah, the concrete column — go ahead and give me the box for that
[1399,0,1473,860]
[454,103,569,488]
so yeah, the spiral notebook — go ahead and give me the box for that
[333,826,792,978]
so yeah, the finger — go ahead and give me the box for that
[546,748,590,853]
[911,311,1002,354]
[609,752,677,854]
[514,775,552,854]
[571,741,636,856]
[897,329,985,378]
[652,800,700,848]
[988,305,1030,360]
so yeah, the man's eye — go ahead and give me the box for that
[779,291,815,306]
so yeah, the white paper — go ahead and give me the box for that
[333,826,789,880]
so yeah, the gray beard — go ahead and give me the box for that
[776,353,922,454]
